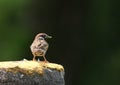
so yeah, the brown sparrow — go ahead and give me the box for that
[30,33,52,62]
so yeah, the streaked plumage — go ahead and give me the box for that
[30,33,52,62]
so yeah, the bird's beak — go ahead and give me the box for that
[47,35,52,38]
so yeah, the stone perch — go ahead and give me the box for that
[0,60,65,85]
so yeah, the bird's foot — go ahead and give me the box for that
[33,58,37,61]
[44,60,49,63]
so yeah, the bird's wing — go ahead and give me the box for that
[30,40,48,52]
[30,41,40,52]
[39,43,48,51]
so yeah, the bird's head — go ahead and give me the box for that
[35,33,52,40]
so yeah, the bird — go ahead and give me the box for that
[30,33,52,62]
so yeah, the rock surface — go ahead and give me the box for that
[0,60,65,85]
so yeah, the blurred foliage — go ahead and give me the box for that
[0,0,120,85]
[0,0,31,60]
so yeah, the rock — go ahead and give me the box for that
[0,60,65,85]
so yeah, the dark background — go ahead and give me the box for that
[0,0,120,85]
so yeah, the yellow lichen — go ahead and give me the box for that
[0,60,64,74]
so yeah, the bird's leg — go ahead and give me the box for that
[43,55,48,62]
[33,55,36,61]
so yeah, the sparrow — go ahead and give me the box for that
[30,33,52,62]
